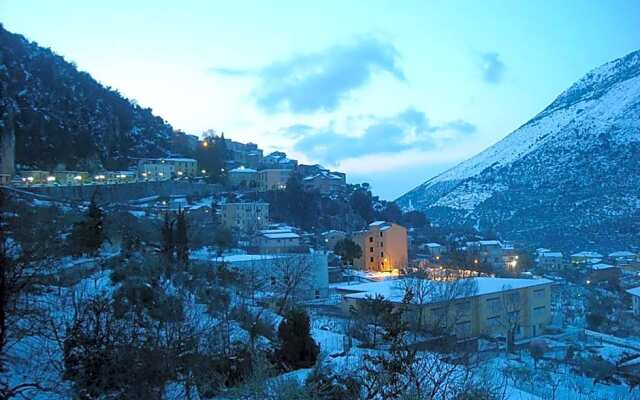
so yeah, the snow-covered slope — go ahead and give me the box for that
[397,49,640,252]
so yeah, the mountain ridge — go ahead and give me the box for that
[0,24,175,172]
[397,48,640,252]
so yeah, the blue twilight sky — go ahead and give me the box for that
[2,1,639,199]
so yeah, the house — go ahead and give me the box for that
[302,171,347,195]
[220,202,269,234]
[586,263,620,283]
[626,286,640,316]
[336,277,553,340]
[608,251,638,267]
[52,171,90,185]
[252,226,303,253]
[570,251,603,266]
[536,252,564,270]
[465,240,506,269]
[260,151,297,170]
[322,230,347,250]
[228,166,258,189]
[352,221,408,272]
[421,243,446,258]
[257,169,292,191]
[193,251,329,300]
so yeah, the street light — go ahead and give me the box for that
[46,176,56,183]
[201,169,206,174]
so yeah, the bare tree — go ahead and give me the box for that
[270,254,316,314]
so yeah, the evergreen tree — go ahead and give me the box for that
[212,225,234,258]
[333,239,362,266]
[276,308,319,370]
[174,208,188,267]
[70,195,105,256]
[160,212,175,274]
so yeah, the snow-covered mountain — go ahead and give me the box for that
[0,25,174,171]
[396,49,640,252]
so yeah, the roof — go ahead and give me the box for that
[540,252,563,258]
[262,232,300,239]
[571,251,603,258]
[626,286,640,297]
[609,251,636,257]
[230,167,257,173]
[588,263,617,270]
[425,243,443,248]
[370,221,387,226]
[337,277,552,304]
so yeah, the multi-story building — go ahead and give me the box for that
[225,140,263,169]
[228,166,258,189]
[352,221,408,272]
[137,162,175,181]
[421,243,446,258]
[302,171,347,195]
[220,202,269,233]
[137,157,198,178]
[257,169,292,191]
[465,240,506,269]
[337,277,553,339]
[260,151,297,170]
[536,252,564,270]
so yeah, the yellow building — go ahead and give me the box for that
[352,221,408,272]
[53,171,89,185]
[220,202,269,233]
[19,170,49,184]
[137,162,175,181]
[137,157,198,178]
[338,277,553,340]
[257,169,292,191]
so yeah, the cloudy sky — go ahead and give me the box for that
[2,1,639,199]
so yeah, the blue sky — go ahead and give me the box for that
[2,1,639,199]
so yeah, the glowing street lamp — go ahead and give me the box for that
[201,169,207,174]
[27,176,34,183]
[46,176,56,183]
[177,171,183,176]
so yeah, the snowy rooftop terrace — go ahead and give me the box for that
[335,277,552,305]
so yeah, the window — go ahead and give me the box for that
[315,289,320,299]
[486,297,502,315]
[380,232,383,237]
[533,306,546,320]
[270,276,276,286]
[370,247,374,252]
[380,252,384,257]
[370,257,374,262]
[455,321,472,337]
[533,288,545,300]
[380,242,384,247]
[369,237,373,243]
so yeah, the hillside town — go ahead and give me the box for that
[3,129,640,399]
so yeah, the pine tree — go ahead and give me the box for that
[70,194,105,256]
[174,208,188,267]
[160,212,175,274]
[276,308,319,370]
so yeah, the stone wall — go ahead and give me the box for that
[21,181,222,203]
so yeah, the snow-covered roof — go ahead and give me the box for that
[571,251,603,258]
[588,263,616,270]
[230,166,257,173]
[337,277,552,304]
[425,242,443,248]
[370,221,387,226]
[263,232,300,239]
[540,252,563,258]
[609,251,636,257]
[626,286,640,297]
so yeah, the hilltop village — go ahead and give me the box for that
[3,131,640,399]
